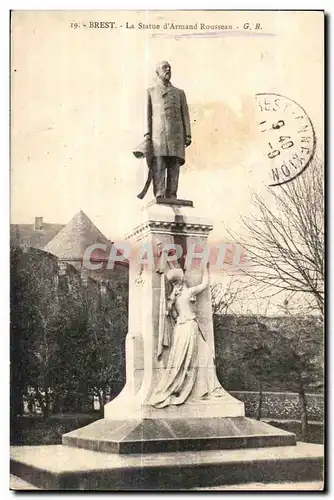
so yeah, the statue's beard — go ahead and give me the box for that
[161,73,171,81]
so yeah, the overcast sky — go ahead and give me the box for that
[11,10,323,246]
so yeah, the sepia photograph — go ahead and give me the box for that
[9,9,324,491]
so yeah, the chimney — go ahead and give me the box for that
[34,216,44,230]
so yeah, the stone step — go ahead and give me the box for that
[10,442,323,490]
[62,416,296,454]
[10,475,39,490]
[10,475,324,492]
[194,481,324,491]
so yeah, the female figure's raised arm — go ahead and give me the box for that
[189,263,209,296]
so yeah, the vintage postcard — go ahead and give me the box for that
[10,10,324,491]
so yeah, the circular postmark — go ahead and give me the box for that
[254,93,315,186]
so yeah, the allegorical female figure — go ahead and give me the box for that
[150,265,225,409]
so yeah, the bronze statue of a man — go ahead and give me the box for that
[134,61,192,200]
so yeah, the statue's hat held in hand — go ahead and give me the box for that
[132,141,145,159]
[133,140,154,199]
[132,141,153,164]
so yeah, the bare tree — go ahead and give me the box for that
[232,158,324,316]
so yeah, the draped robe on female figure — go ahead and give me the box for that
[151,270,225,409]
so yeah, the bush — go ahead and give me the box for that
[266,420,323,444]
[10,413,100,446]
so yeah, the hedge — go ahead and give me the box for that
[230,391,324,421]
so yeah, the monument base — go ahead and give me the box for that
[104,389,245,419]
[147,197,194,207]
[10,442,324,490]
[62,416,296,454]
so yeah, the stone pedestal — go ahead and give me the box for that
[62,200,296,456]
[12,203,319,490]
[11,443,324,490]
[104,200,244,420]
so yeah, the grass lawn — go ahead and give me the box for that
[11,413,101,446]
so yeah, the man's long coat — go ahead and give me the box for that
[145,83,191,165]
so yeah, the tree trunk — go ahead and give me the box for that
[257,380,263,421]
[10,382,24,418]
[43,386,50,420]
[298,383,308,441]
[33,386,47,419]
[52,393,61,414]
[98,391,103,413]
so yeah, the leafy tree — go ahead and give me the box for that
[10,247,60,419]
[236,312,323,439]
[268,314,323,440]
[10,245,128,421]
[80,287,127,413]
[237,320,275,420]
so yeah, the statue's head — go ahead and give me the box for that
[166,268,184,286]
[156,61,171,83]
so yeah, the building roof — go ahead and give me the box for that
[10,222,65,249]
[43,210,110,261]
